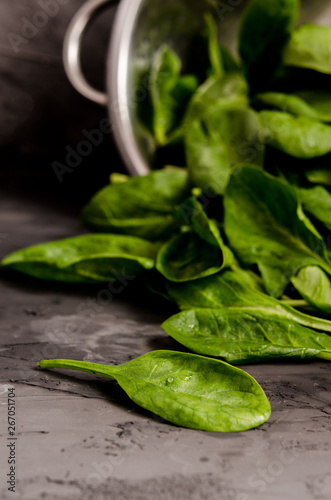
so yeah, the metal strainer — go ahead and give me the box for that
[63,0,331,176]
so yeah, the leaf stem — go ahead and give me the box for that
[287,307,331,333]
[281,299,309,308]
[38,359,117,379]
[318,352,331,361]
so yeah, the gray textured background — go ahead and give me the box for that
[0,0,122,205]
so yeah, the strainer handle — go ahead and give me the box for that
[63,0,116,106]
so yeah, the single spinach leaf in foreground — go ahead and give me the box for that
[166,269,331,333]
[224,167,331,297]
[260,111,331,159]
[156,198,233,282]
[38,351,271,432]
[185,100,264,195]
[255,91,331,123]
[150,46,198,146]
[162,309,331,364]
[292,266,331,315]
[299,186,331,232]
[82,169,189,240]
[239,0,299,93]
[1,234,159,283]
[283,24,331,74]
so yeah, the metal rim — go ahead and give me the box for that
[107,0,150,176]
[63,0,152,175]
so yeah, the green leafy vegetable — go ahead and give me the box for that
[239,0,299,93]
[38,351,271,432]
[292,266,331,315]
[82,169,189,240]
[166,268,331,333]
[185,100,264,194]
[1,234,159,283]
[150,46,198,145]
[166,267,269,310]
[156,198,233,282]
[283,24,331,74]
[204,13,223,78]
[162,308,331,364]
[184,73,248,125]
[8,0,331,435]
[255,91,331,122]
[260,111,331,159]
[224,166,331,297]
[305,169,331,187]
[299,186,331,232]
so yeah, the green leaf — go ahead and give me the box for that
[239,0,299,93]
[260,111,331,159]
[184,73,248,124]
[292,266,331,315]
[185,18,241,84]
[166,267,269,310]
[1,234,159,283]
[185,100,264,195]
[255,91,331,123]
[150,46,198,145]
[305,169,331,187]
[156,199,233,282]
[166,268,331,333]
[299,186,331,232]
[162,308,331,364]
[204,13,223,78]
[38,351,271,432]
[283,24,331,74]
[224,166,331,297]
[82,169,189,240]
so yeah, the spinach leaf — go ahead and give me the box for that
[292,266,331,315]
[184,73,248,124]
[305,169,331,187]
[185,16,240,84]
[260,111,331,159]
[156,198,233,282]
[255,91,331,123]
[38,351,271,432]
[239,0,299,93]
[204,13,223,78]
[150,46,198,145]
[166,268,331,333]
[162,308,331,364]
[82,169,189,240]
[202,14,241,77]
[224,166,331,297]
[1,234,159,283]
[185,100,264,195]
[283,24,331,74]
[166,267,269,310]
[299,186,331,232]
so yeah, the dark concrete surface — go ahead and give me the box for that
[1,188,331,500]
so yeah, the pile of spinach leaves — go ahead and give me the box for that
[4,0,331,433]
